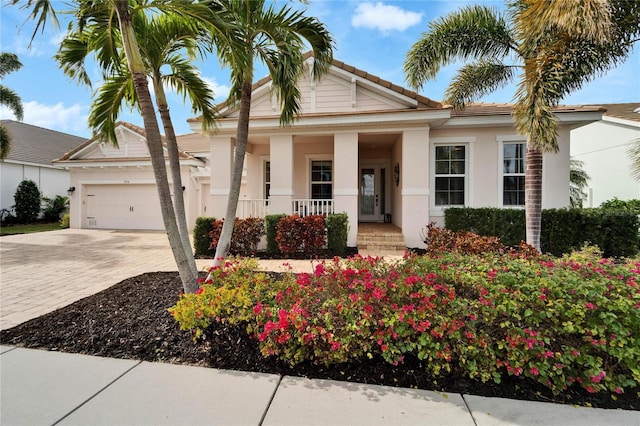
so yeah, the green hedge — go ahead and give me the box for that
[326,213,349,255]
[265,214,285,255]
[445,207,639,257]
[193,216,216,257]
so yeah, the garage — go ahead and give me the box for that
[83,184,165,230]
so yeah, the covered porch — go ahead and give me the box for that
[205,126,434,249]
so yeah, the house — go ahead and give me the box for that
[570,103,640,207]
[55,122,208,230]
[0,120,86,214]
[187,55,604,248]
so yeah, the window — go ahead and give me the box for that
[264,161,271,199]
[434,145,466,206]
[502,142,526,206]
[310,160,332,199]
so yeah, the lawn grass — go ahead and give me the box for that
[0,222,62,235]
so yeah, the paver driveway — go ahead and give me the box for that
[0,229,316,330]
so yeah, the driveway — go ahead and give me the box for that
[0,229,315,330]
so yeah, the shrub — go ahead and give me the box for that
[42,195,69,222]
[265,214,285,255]
[59,213,70,229]
[209,217,265,257]
[276,214,326,256]
[326,213,349,255]
[599,198,640,216]
[445,207,638,258]
[14,179,41,223]
[193,217,216,257]
[422,223,533,257]
[171,253,640,397]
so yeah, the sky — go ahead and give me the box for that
[1,0,639,140]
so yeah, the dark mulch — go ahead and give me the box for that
[1,271,637,411]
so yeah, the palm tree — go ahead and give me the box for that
[15,0,219,294]
[404,1,639,251]
[0,52,24,159]
[56,11,218,286]
[569,158,590,208]
[204,0,334,271]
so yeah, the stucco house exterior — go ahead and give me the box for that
[55,55,604,249]
[0,120,86,214]
[570,103,640,207]
[187,55,603,248]
[55,122,209,230]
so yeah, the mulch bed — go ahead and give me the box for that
[1,271,637,411]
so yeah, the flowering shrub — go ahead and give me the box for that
[276,214,326,256]
[209,217,265,256]
[170,251,640,396]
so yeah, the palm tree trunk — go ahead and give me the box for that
[525,146,543,251]
[209,80,252,274]
[115,0,198,294]
[155,83,198,279]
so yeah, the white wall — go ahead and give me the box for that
[571,120,640,206]
[1,162,70,213]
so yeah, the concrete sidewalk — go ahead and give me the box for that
[2,346,638,426]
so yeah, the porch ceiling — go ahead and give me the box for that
[247,133,400,147]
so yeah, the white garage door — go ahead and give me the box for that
[84,184,165,230]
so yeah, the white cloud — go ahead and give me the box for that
[351,2,422,33]
[202,76,231,103]
[1,101,90,137]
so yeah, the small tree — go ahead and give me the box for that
[14,179,40,223]
[42,195,69,221]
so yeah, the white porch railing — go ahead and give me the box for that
[292,199,334,217]
[237,199,269,219]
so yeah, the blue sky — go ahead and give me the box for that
[1,0,639,139]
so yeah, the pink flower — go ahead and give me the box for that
[585,386,596,393]
[195,287,205,295]
[330,341,341,351]
[530,367,539,376]
[253,302,263,315]
[590,371,606,383]
[584,302,597,310]
[372,287,384,300]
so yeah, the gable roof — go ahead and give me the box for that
[1,120,86,166]
[56,121,197,163]
[188,52,444,124]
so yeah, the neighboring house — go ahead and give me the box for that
[54,122,208,230]
[186,54,603,248]
[570,103,640,207]
[0,120,86,214]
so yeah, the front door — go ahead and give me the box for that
[359,164,387,222]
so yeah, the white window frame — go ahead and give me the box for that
[430,137,474,216]
[306,154,333,199]
[262,156,271,200]
[497,136,527,208]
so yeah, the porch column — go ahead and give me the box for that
[333,132,359,246]
[210,135,233,218]
[402,128,430,248]
[269,135,294,215]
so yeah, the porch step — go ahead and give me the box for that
[357,224,406,257]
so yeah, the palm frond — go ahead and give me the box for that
[0,85,24,120]
[88,73,136,146]
[0,52,23,78]
[444,61,515,109]
[404,4,517,90]
[0,123,11,160]
[11,0,60,46]
[162,57,218,131]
